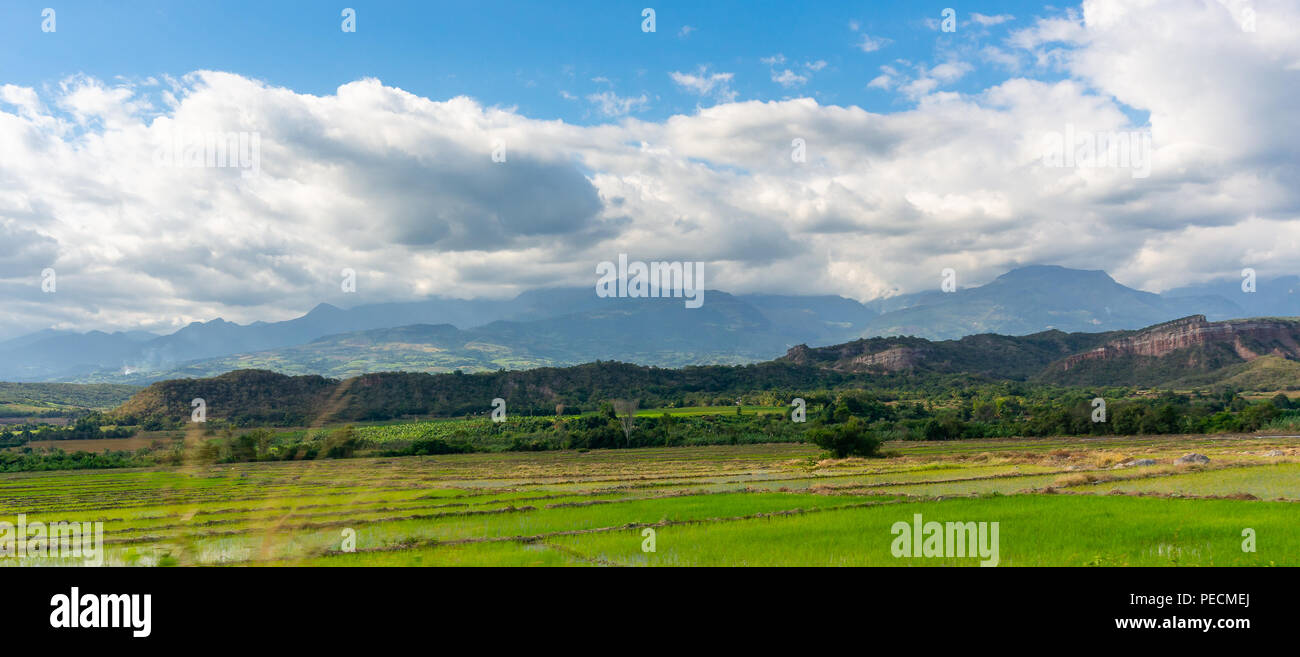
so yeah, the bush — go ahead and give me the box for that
[322,426,361,459]
[923,416,967,440]
[805,418,884,458]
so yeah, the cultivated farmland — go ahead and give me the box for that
[2,434,1296,566]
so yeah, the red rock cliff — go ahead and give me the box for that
[1058,315,1300,370]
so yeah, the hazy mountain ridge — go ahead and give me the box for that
[856,266,1248,340]
[79,293,800,383]
[1163,275,1300,318]
[3,265,1294,383]
[4,289,879,383]
[114,313,1300,427]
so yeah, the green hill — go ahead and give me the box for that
[1173,355,1300,391]
[111,362,857,426]
[0,382,141,416]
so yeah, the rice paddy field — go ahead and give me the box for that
[1,433,1297,566]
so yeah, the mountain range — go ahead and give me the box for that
[116,313,1300,426]
[3,265,1296,384]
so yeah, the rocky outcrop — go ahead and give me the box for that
[780,314,1300,385]
[845,346,926,372]
[783,344,813,366]
[779,339,930,373]
[1056,315,1300,371]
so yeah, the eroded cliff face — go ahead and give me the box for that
[780,340,928,373]
[845,346,925,372]
[781,314,1300,380]
[1057,315,1300,370]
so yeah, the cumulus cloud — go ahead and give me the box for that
[0,85,46,120]
[0,0,1297,338]
[771,69,808,88]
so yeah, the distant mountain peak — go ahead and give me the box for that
[185,318,233,327]
[306,302,342,315]
[994,264,1115,284]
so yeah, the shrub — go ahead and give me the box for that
[923,416,966,440]
[805,418,884,458]
[322,426,361,459]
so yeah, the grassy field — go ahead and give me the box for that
[0,434,1295,566]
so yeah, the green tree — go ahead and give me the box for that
[323,426,360,458]
[805,418,884,458]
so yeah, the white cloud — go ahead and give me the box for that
[856,34,891,53]
[669,67,737,103]
[868,60,972,99]
[900,77,940,98]
[1,0,1298,336]
[586,91,649,117]
[1008,10,1087,50]
[971,13,1016,26]
[0,85,46,119]
[771,69,808,88]
[763,56,825,89]
[928,61,973,83]
[981,46,1022,71]
[55,75,151,129]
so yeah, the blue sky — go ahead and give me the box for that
[0,0,1293,338]
[3,0,1060,123]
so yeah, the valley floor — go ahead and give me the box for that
[1,435,1297,566]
